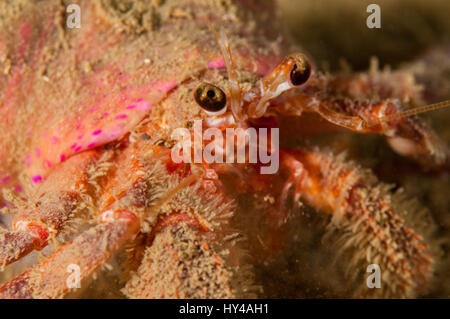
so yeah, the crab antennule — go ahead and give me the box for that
[212,28,242,120]
[374,99,450,124]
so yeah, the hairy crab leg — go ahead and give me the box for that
[276,92,448,168]
[93,131,257,298]
[0,209,139,298]
[0,141,174,298]
[0,151,99,268]
[123,211,237,298]
[0,168,243,299]
[278,148,433,298]
[107,142,253,298]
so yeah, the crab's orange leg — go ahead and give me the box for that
[0,148,244,298]
[123,211,238,299]
[278,148,433,298]
[106,144,246,298]
[0,151,99,268]
[0,209,139,298]
[278,94,448,168]
[0,141,157,298]
[93,139,248,298]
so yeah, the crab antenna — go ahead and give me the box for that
[210,27,242,120]
[378,99,450,123]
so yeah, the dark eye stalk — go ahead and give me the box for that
[194,83,227,113]
[289,53,311,86]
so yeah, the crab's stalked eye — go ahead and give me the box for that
[289,54,311,86]
[194,83,227,115]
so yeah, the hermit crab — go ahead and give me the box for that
[0,0,449,298]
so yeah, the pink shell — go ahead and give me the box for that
[28,79,177,179]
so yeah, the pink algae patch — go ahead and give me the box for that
[88,106,99,113]
[208,57,226,69]
[18,22,31,59]
[24,154,32,167]
[137,101,151,111]
[0,175,11,185]
[155,80,177,93]
[43,160,52,169]
[254,56,279,76]
[31,175,43,183]
[28,79,178,179]
[92,129,102,136]
[20,22,31,40]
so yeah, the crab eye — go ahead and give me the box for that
[194,83,227,114]
[289,54,311,86]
